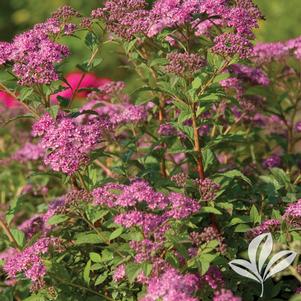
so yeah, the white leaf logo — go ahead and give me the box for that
[229,233,297,297]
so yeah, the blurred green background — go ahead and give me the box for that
[0,0,300,81]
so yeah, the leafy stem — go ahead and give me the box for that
[0,218,21,251]
[50,273,114,301]
[0,82,39,118]
[191,102,205,180]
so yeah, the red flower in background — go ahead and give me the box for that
[0,91,19,108]
[51,72,111,102]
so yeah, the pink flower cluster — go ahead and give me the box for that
[158,124,178,137]
[92,0,261,58]
[252,35,301,64]
[32,113,109,174]
[92,0,150,40]
[198,178,220,202]
[2,237,63,286]
[248,199,301,238]
[0,20,70,85]
[165,52,205,76]
[140,268,199,301]
[19,191,91,239]
[284,199,301,223]
[92,180,200,220]
[190,226,227,254]
[253,114,287,135]
[213,289,241,301]
[262,154,282,169]
[229,64,269,86]
[201,266,224,290]
[12,142,44,163]
[113,264,126,282]
[247,219,281,239]
[220,78,244,99]
[80,82,148,126]
[212,33,252,59]
[93,180,200,270]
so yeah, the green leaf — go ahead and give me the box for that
[57,95,69,107]
[229,216,250,226]
[95,272,108,285]
[221,169,252,185]
[85,32,98,49]
[234,224,251,232]
[19,87,33,101]
[23,294,46,301]
[89,252,102,263]
[109,228,124,241]
[250,205,261,224]
[213,72,230,83]
[6,196,23,225]
[85,207,109,224]
[47,214,69,225]
[75,233,108,245]
[202,149,216,172]
[126,263,141,283]
[47,105,60,119]
[201,207,222,215]
[150,58,168,67]
[83,260,91,285]
[270,168,294,191]
[11,229,25,248]
[272,209,281,219]
[191,77,203,90]
[198,253,217,275]
[141,262,152,276]
[101,249,114,262]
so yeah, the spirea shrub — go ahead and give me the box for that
[1,1,301,300]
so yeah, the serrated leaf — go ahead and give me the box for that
[191,77,203,90]
[126,263,141,283]
[229,216,250,226]
[89,252,102,263]
[201,206,222,215]
[95,272,108,285]
[222,169,252,185]
[83,260,91,285]
[75,233,106,245]
[23,294,46,301]
[47,105,59,119]
[11,229,25,248]
[19,87,33,101]
[250,205,261,224]
[47,214,69,225]
[234,224,251,232]
[109,228,124,241]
